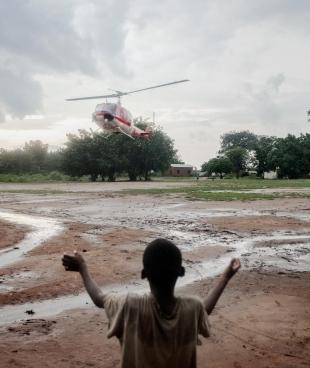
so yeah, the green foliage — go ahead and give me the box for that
[218,131,310,179]
[225,147,248,178]
[0,172,71,182]
[201,157,233,175]
[220,131,258,152]
[254,136,277,176]
[62,122,177,181]
[0,140,62,175]
[121,123,176,180]
[23,140,48,171]
[267,134,310,179]
[122,178,310,201]
[219,131,257,178]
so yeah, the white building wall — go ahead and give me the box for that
[264,171,278,179]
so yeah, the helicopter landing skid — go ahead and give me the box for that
[116,127,134,139]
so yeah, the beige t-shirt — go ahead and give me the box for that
[104,293,210,368]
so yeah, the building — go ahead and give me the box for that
[166,164,194,177]
[264,170,278,179]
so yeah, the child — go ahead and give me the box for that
[62,238,240,368]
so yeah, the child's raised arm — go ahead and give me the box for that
[62,252,105,308]
[203,258,241,315]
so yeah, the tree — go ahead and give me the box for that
[201,157,233,176]
[254,136,277,176]
[61,121,177,181]
[62,130,102,180]
[23,140,48,172]
[45,150,64,172]
[120,122,176,181]
[267,134,310,179]
[225,147,248,178]
[0,148,33,174]
[220,131,258,152]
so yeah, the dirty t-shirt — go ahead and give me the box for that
[104,293,210,368]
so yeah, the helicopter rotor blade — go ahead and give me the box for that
[66,79,189,101]
[66,93,123,101]
[123,79,189,95]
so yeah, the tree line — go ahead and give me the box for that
[1,126,309,181]
[201,131,310,179]
[0,123,177,181]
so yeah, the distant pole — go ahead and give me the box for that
[308,110,310,122]
[153,112,155,124]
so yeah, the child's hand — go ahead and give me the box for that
[223,257,241,280]
[62,251,86,272]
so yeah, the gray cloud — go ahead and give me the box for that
[0,67,43,121]
[242,74,286,123]
[0,1,99,74]
[0,0,130,121]
[0,0,309,163]
[0,109,5,123]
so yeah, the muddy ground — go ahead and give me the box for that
[0,182,310,368]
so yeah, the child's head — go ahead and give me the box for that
[141,238,185,289]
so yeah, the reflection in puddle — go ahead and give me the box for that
[0,211,64,268]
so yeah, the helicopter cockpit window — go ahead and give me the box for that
[95,103,117,114]
[95,104,104,111]
[121,109,133,122]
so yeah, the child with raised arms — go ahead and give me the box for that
[62,238,240,368]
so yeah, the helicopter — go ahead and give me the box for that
[66,79,189,139]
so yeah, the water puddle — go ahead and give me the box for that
[0,211,64,268]
[0,254,234,324]
[0,271,37,292]
[1,230,309,325]
[0,206,309,325]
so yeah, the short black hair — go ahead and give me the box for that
[143,238,182,283]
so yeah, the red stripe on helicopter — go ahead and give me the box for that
[114,115,131,126]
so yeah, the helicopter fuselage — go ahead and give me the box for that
[67,79,189,138]
[92,102,150,138]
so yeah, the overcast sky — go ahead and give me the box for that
[0,0,309,166]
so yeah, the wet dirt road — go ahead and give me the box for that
[0,182,310,368]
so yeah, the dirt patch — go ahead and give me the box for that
[206,215,310,233]
[0,223,154,305]
[254,237,310,248]
[1,271,309,368]
[0,220,29,250]
[197,271,310,368]
[0,184,310,367]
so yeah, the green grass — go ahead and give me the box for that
[159,177,310,189]
[122,178,310,201]
[188,191,310,201]
[0,177,309,201]
[0,189,69,195]
[0,172,72,183]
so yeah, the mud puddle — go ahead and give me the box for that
[0,201,309,325]
[0,253,234,324]
[0,211,64,268]
[0,271,36,292]
[1,229,309,324]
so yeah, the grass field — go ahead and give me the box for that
[123,178,310,201]
[155,177,310,189]
[0,177,309,201]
